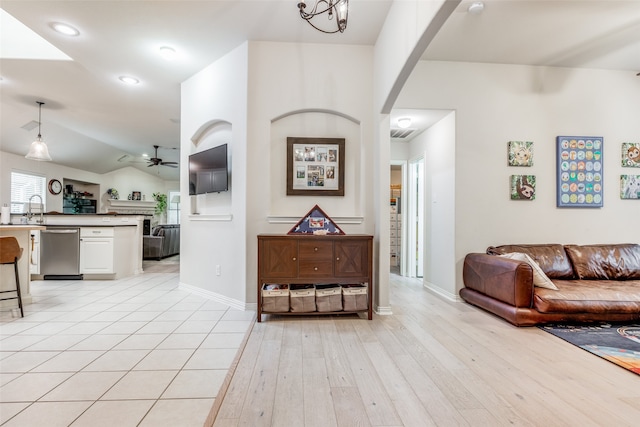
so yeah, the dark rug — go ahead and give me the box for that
[539,323,640,376]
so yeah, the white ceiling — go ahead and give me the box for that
[1,1,639,179]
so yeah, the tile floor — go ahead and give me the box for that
[0,271,254,426]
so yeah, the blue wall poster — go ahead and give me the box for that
[556,136,603,208]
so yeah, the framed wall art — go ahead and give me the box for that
[556,136,603,208]
[621,143,640,167]
[508,141,533,166]
[620,175,640,199]
[510,175,536,200]
[287,137,345,196]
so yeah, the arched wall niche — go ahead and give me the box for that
[189,119,233,214]
[268,108,365,231]
[191,119,232,151]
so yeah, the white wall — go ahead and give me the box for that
[180,41,376,308]
[396,61,640,296]
[180,43,249,308]
[247,41,375,306]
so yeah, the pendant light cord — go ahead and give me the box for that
[37,101,44,138]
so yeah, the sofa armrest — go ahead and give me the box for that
[143,235,164,259]
[462,253,535,308]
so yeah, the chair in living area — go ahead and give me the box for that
[0,236,24,317]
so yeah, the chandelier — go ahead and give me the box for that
[297,0,349,34]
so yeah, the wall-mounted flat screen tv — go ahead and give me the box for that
[188,144,228,195]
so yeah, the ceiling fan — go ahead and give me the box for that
[147,145,178,168]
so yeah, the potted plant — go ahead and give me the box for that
[152,192,167,219]
[106,188,119,200]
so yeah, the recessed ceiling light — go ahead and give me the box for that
[51,22,80,36]
[467,2,484,15]
[119,76,140,85]
[397,117,412,129]
[159,46,177,61]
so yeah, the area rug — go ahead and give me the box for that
[539,323,640,376]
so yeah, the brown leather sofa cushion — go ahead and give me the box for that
[564,244,640,280]
[534,279,640,313]
[487,244,574,279]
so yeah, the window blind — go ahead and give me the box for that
[10,171,46,213]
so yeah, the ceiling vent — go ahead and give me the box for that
[21,120,40,131]
[390,128,416,139]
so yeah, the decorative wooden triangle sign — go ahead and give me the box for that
[287,204,345,235]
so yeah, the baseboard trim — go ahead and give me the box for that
[179,282,257,311]
[423,281,462,302]
[375,305,393,316]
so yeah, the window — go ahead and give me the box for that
[10,171,46,214]
[167,191,180,224]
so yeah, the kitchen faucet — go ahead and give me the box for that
[27,194,44,224]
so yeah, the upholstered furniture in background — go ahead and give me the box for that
[143,224,180,260]
[461,243,640,326]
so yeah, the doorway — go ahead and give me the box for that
[408,157,424,278]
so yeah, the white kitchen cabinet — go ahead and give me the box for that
[80,227,114,274]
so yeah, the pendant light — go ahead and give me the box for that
[25,101,52,161]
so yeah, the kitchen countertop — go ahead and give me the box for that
[7,214,148,228]
[0,224,46,231]
[41,212,151,216]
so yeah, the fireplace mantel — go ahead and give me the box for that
[106,199,156,215]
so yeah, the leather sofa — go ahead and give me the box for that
[461,243,640,326]
[143,224,180,260]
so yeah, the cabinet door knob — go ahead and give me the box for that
[292,257,297,261]
[336,257,340,261]
[314,247,318,251]
[314,267,318,271]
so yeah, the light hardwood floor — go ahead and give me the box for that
[208,273,640,427]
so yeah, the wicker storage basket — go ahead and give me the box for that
[342,284,368,311]
[262,284,290,313]
[290,284,316,312]
[315,284,343,312]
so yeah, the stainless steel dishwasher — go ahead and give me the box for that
[40,227,83,280]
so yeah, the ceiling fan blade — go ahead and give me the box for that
[147,163,155,167]
[164,164,178,168]
[161,161,178,165]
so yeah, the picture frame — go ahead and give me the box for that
[621,142,640,167]
[556,136,603,208]
[131,191,141,201]
[287,137,345,196]
[620,175,640,199]
[508,141,533,166]
[510,175,536,200]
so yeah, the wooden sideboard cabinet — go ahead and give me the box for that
[257,234,373,322]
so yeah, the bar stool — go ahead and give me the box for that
[0,236,24,317]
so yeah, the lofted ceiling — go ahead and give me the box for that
[1,1,639,177]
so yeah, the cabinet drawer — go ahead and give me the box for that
[299,260,333,277]
[81,227,114,237]
[298,241,333,261]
